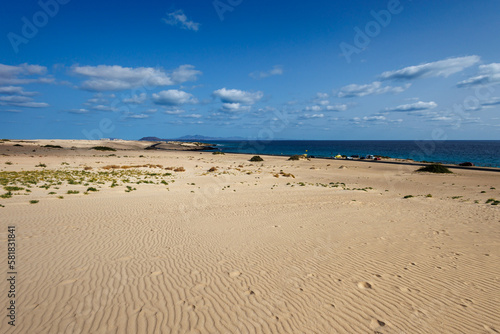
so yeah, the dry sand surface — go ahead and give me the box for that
[0,140,499,333]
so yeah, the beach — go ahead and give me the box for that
[1,139,499,333]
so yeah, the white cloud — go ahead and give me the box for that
[481,97,500,107]
[249,65,284,79]
[91,105,117,112]
[337,81,409,98]
[0,94,48,108]
[180,113,203,118]
[126,114,149,119]
[0,63,52,85]
[457,63,500,87]
[171,65,202,83]
[72,64,201,91]
[386,101,437,112]
[300,113,324,119]
[213,88,263,104]
[152,90,197,106]
[163,108,185,115]
[122,93,147,104]
[221,103,251,112]
[68,108,91,114]
[305,105,322,112]
[0,86,37,96]
[380,56,480,81]
[162,10,200,31]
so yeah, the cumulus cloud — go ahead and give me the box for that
[0,93,48,108]
[481,97,500,107]
[72,64,201,91]
[162,10,200,31]
[221,103,251,113]
[0,86,37,96]
[337,81,409,98]
[171,65,202,83]
[299,113,324,119]
[180,113,203,118]
[122,93,147,104]
[386,101,437,112]
[457,63,500,87]
[163,108,185,115]
[213,88,263,104]
[249,65,283,79]
[125,113,149,119]
[67,108,90,114]
[0,63,52,85]
[152,90,197,106]
[91,105,117,112]
[380,56,480,81]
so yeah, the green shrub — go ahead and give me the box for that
[288,155,301,161]
[250,156,264,162]
[0,192,12,199]
[30,200,39,204]
[67,190,79,194]
[43,145,63,149]
[416,164,452,174]
[212,151,225,155]
[4,186,24,191]
[35,163,47,168]
[403,195,414,199]
[91,146,116,151]
[87,187,98,192]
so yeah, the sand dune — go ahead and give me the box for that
[0,140,499,333]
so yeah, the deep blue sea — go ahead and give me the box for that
[197,140,500,167]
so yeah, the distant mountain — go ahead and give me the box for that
[177,135,246,141]
[139,136,164,141]
[139,135,246,141]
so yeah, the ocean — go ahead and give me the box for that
[198,140,500,168]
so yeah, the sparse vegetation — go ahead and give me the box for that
[35,163,47,168]
[91,146,116,151]
[174,167,185,172]
[426,194,433,197]
[87,187,98,192]
[403,195,414,199]
[486,198,500,205]
[29,200,39,204]
[4,186,24,191]
[67,190,80,194]
[43,145,63,149]
[250,156,264,162]
[212,151,225,155]
[5,162,13,165]
[416,164,452,174]
[288,155,301,161]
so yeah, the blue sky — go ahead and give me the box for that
[1,0,500,140]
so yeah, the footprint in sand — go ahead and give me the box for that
[357,282,372,289]
[370,319,386,329]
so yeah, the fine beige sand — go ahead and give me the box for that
[0,140,499,333]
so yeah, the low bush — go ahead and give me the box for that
[416,164,452,174]
[250,156,264,162]
[91,146,116,151]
